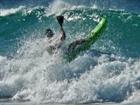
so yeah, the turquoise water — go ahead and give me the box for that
[0,0,140,105]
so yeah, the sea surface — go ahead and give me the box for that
[0,0,140,105]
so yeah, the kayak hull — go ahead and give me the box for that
[66,17,107,62]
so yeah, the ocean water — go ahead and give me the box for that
[0,0,140,105]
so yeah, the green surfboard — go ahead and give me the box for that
[66,17,107,62]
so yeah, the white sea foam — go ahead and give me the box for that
[45,0,88,16]
[0,56,6,63]
[0,6,24,16]
[123,90,140,104]
[46,0,72,16]
[0,34,140,103]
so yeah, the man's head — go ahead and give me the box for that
[45,28,54,38]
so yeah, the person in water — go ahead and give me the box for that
[45,15,86,55]
[45,16,66,54]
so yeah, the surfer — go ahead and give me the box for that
[45,15,107,61]
[45,15,86,55]
[45,16,66,54]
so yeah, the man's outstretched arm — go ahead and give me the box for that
[60,26,66,41]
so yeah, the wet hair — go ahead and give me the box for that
[45,28,54,38]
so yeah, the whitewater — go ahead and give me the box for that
[0,0,140,105]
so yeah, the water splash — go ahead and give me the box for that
[1,35,140,103]
[0,6,24,16]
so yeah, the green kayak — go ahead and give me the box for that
[66,17,107,62]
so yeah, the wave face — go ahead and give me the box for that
[1,0,140,13]
[0,0,140,104]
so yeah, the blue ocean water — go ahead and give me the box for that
[0,0,140,105]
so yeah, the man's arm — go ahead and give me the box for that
[60,26,66,41]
